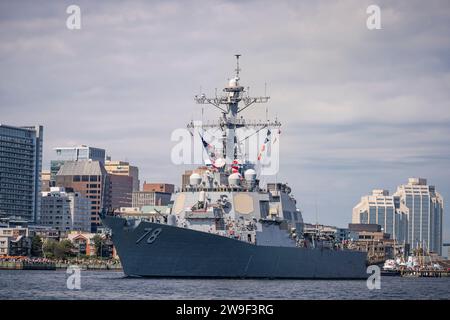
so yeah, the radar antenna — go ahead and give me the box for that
[190,55,280,168]
[235,54,241,78]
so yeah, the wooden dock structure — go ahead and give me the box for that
[400,269,450,277]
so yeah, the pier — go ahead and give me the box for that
[54,262,122,271]
[400,269,450,278]
[0,259,122,271]
[0,261,56,270]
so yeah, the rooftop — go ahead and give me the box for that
[57,160,107,176]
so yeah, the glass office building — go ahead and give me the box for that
[0,124,43,223]
[395,178,443,255]
[352,189,408,243]
[50,145,106,184]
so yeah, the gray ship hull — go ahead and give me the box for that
[103,216,368,279]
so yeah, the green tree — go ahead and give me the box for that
[42,239,75,259]
[43,239,56,258]
[92,234,105,257]
[30,235,43,257]
[54,240,74,259]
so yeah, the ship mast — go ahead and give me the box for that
[191,55,280,171]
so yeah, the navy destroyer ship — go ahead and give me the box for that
[102,56,368,279]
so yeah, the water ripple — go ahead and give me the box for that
[0,270,449,300]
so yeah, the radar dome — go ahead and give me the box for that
[244,169,257,182]
[228,173,241,187]
[189,173,202,186]
[214,158,226,168]
[228,77,239,87]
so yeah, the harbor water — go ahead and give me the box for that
[0,270,449,300]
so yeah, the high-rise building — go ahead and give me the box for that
[0,124,43,223]
[132,191,172,208]
[53,145,106,162]
[108,174,133,209]
[352,189,408,242]
[105,160,139,192]
[40,187,90,232]
[55,160,110,232]
[50,145,106,185]
[142,182,174,194]
[394,178,443,255]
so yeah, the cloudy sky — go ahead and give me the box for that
[1,0,449,247]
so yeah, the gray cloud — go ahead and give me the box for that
[1,0,449,246]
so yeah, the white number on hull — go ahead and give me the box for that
[136,228,162,244]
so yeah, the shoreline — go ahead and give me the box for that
[0,260,122,271]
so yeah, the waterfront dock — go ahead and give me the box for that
[400,269,450,278]
[54,262,122,271]
[0,261,56,270]
[0,260,122,271]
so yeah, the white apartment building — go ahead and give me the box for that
[0,227,30,256]
[40,187,90,232]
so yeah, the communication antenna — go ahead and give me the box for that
[192,54,278,168]
[235,54,241,77]
[201,107,204,130]
[315,199,319,228]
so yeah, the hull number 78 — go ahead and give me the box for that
[136,228,162,244]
